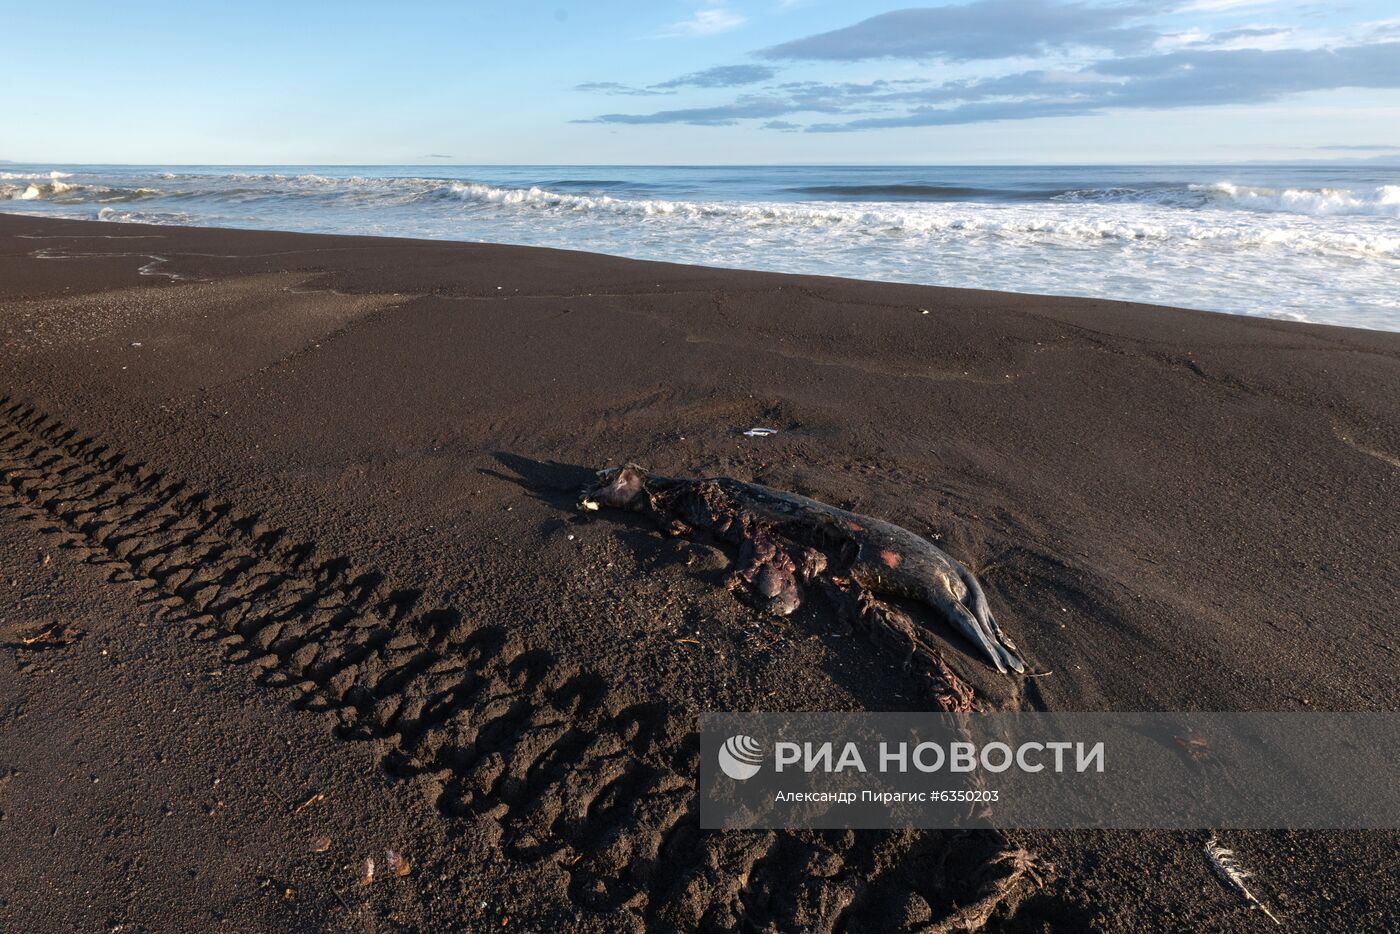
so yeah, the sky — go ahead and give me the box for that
[4,0,1399,164]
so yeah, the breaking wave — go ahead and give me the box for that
[786,183,1027,200]
[2,179,161,204]
[0,170,73,180]
[1198,182,1400,217]
[95,206,198,225]
[427,180,1399,257]
[760,180,1400,216]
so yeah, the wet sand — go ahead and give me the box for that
[1,212,1397,931]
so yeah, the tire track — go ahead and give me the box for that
[0,397,1040,932]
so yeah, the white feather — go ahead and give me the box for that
[1204,836,1281,925]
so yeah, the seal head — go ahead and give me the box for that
[579,464,649,512]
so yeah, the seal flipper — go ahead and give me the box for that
[956,562,1024,673]
[947,601,1012,674]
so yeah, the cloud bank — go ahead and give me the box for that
[577,1,1400,133]
[813,42,1400,130]
[760,0,1158,62]
[655,65,777,88]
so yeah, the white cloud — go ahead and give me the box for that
[1158,27,1210,48]
[760,1,1159,62]
[1350,17,1400,42]
[1175,0,1274,12]
[661,5,747,37]
[1159,24,1298,51]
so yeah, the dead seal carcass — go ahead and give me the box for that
[580,465,1025,712]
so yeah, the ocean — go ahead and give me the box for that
[4,163,1397,331]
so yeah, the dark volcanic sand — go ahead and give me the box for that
[0,212,1396,932]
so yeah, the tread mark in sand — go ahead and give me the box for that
[0,396,1041,933]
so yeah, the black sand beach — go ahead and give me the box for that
[1,212,1396,931]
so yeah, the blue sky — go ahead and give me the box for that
[5,0,1399,164]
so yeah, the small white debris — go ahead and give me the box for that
[385,848,412,877]
[130,341,143,347]
[920,309,930,315]
[743,427,778,438]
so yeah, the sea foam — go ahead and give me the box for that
[3,164,1397,331]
